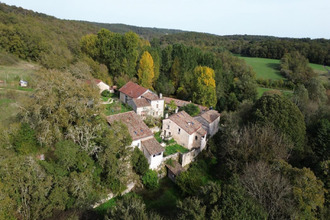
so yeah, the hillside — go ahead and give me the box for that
[84,22,185,40]
[0,3,99,69]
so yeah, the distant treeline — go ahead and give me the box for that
[159,32,330,65]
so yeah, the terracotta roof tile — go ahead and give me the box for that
[132,98,151,108]
[119,81,148,98]
[142,92,160,101]
[200,110,221,123]
[142,137,164,155]
[168,111,206,135]
[106,111,153,140]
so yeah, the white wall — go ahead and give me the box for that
[97,82,110,93]
[142,146,163,170]
[162,119,192,149]
[150,99,164,117]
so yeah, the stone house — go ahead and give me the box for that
[119,81,164,118]
[194,110,221,137]
[162,111,207,151]
[106,111,164,170]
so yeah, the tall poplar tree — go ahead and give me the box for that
[137,51,154,89]
[192,66,217,107]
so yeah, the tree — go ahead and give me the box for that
[273,160,325,219]
[306,78,327,105]
[19,69,101,148]
[171,57,180,88]
[251,94,306,151]
[137,51,155,89]
[280,51,316,84]
[220,176,268,220]
[107,194,161,220]
[177,197,206,220]
[241,162,293,219]
[192,66,217,107]
[181,103,200,117]
[12,123,38,155]
[131,147,149,176]
[142,170,159,190]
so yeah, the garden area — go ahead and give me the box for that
[104,101,132,116]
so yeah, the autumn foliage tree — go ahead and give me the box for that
[137,51,155,89]
[192,66,217,107]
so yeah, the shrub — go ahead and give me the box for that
[131,147,149,175]
[101,89,111,97]
[142,169,159,189]
[181,103,200,116]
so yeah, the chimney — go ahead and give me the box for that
[159,93,163,99]
[175,108,179,113]
[165,113,168,119]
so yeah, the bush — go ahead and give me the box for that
[142,169,159,190]
[131,147,149,175]
[181,103,200,116]
[101,89,111,97]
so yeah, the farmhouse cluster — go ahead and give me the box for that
[101,81,220,176]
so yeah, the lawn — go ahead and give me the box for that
[137,178,182,218]
[238,56,285,80]
[257,87,293,98]
[164,144,189,156]
[104,100,132,116]
[309,63,330,73]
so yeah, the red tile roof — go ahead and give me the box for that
[200,110,221,123]
[132,98,151,108]
[167,111,206,135]
[119,81,148,98]
[106,111,153,141]
[142,137,164,155]
[142,92,160,101]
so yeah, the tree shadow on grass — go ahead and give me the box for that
[266,63,281,71]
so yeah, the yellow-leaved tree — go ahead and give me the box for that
[192,66,217,107]
[137,51,154,89]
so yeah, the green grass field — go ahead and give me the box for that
[238,56,284,80]
[257,87,293,98]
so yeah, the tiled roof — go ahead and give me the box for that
[168,111,206,135]
[142,92,160,101]
[106,111,153,141]
[200,110,221,123]
[119,81,148,98]
[164,97,208,112]
[142,137,164,155]
[166,160,184,176]
[132,98,151,108]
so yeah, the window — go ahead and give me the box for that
[178,128,181,134]
[156,104,159,108]
[167,125,170,129]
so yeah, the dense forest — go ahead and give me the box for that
[0,2,329,220]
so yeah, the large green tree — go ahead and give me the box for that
[251,94,306,151]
